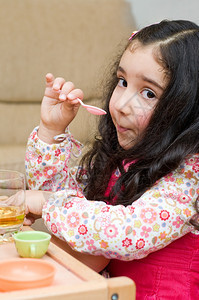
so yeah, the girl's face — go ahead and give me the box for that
[109,42,168,150]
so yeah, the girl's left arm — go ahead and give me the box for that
[42,154,199,261]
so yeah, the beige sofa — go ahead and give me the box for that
[0,0,136,175]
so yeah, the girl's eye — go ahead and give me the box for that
[140,89,156,100]
[118,78,127,88]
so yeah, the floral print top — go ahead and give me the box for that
[25,127,199,261]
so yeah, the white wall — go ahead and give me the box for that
[127,0,199,29]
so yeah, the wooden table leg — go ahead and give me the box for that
[107,277,136,300]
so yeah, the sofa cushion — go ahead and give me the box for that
[0,99,100,145]
[0,145,26,174]
[0,0,135,103]
[0,0,136,175]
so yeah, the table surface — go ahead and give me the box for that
[0,226,136,300]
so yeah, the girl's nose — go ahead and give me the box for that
[115,92,137,115]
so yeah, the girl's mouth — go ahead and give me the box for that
[117,124,129,133]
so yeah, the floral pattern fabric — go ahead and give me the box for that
[25,127,199,261]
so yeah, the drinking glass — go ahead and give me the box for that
[0,170,25,243]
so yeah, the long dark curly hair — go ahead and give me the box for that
[77,20,199,206]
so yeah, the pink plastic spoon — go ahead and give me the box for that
[77,98,107,115]
[58,89,107,115]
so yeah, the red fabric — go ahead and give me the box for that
[104,161,134,204]
[107,232,199,299]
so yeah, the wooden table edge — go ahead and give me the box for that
[0,226,136,299]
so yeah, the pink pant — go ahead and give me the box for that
[107,233,199,299]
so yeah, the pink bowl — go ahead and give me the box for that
[0,258,56,292]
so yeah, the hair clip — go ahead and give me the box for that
[128,30,138,40]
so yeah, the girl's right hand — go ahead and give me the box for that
[38,73,83,143]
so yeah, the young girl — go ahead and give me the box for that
[25,20,199,299]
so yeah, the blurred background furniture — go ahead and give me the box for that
[0,0,136,175]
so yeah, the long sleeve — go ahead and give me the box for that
[42,154,199,261]
[25,127,85,193]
